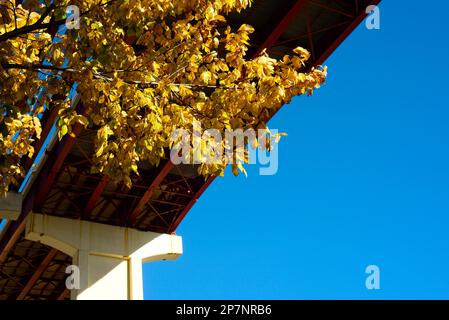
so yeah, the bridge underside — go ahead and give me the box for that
[0,0,380,300]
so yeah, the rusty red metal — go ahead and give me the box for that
[128,160,174,225]
[23,106,59,173]
[315,0,382,66]
[33,115,85,211]
[254,0,309,56]
[16,248,58,300]
[0,217,28,264]
[168,175,215,233]
[82,175,110,219]
[57,289,70,300]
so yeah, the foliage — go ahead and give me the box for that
[0,0,326,193]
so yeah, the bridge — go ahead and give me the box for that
[0,0,380,300]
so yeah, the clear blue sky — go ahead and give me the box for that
[143,1,449,299]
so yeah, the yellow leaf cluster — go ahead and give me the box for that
[0,0,326,193]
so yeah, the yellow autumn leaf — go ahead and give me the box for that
[200,71,212,84]
[33,117,41,139]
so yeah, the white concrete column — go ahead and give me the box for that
[25,213,182,300]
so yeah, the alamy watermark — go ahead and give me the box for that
[65,4,381,31]
[65,263,383,292]
[65,264,80,290]
[65,5,80,30]
[169,119,280,175]
[365,264,380,290]
[365,5,381,30]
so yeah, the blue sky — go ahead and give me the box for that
[143,1,449,299]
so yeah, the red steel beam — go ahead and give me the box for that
[23,107,59,173]
[0,216,28,264]
[57,288,70,300]
[274,20,349,48]
[168,175,215,233]
[254,0,309,56]
[19,21,67,174]
[0,185,37,263]
[16,248,58,300]
[305,9,316,61]
[82,175,110,219]
[315,0,382,66]
[309,0,355,18]
[0,109,85,268]
[128,161,174,225]
[33,119,85,210]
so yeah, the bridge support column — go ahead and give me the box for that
[25,213,182,300]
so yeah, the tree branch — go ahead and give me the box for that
[0,18,66,43]
[0,0,117,43]
[0,63,236,90]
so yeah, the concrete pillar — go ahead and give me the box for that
[25,213,182,300]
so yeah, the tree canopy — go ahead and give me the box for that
[0,0,327,194]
